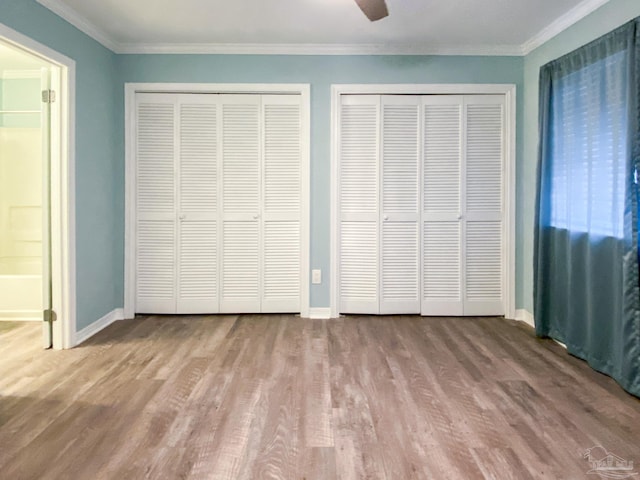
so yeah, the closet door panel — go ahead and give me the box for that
[262,96,301,312]
[177,98,219,313]
[135,94,177,313]
[137,219,176,313]
[380,96,420,314]
[339,95,379,314]
[263,221,300,312]
[423,221,462,315]
[221,221,260,312]
[220,95,261,312]
[464,96,505,315]
[382,222,419,313]
[465,221,502,314]
[178,220,217,313]
[341,221,378,313]
[421,96,464,316]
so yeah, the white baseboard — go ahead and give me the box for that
[0,310,42,321]
[515,309,535,328]
[553,339,568,349]
[74,308,125,346]
[514,310,566,349]
[306,307,332,319]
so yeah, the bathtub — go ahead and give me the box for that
[0,274,42,321]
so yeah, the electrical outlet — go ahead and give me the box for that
[312,269,322,284]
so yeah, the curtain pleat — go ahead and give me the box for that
[534,19,640,397]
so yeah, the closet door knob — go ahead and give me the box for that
[179,214,186,221]
[383,215,389,221]
[253,214,260,220]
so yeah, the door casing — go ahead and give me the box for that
[0,22,76,349]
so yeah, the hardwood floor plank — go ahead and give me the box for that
[470,447,537,480]
[302,320,334,448]
[1,315,639,479]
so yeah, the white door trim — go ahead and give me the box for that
[0,22,76,349]
[124,83,311,319]
[330,84,516,319]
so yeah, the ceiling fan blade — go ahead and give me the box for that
[354,0,388,21]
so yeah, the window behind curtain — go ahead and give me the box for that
[549,50,629,238]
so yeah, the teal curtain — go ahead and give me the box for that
[534,19,640,397]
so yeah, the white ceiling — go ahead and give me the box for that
[36,0,610,55]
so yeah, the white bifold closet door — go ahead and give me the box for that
[135,93,301,315]
[339,94,505,316]
[339,95,420,314]
[421,95,506,316]
[219,94,301,313]
[136,93,219,314]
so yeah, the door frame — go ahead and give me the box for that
[0,23,76,349]
[124,83,311,318]
[330,84,516,319]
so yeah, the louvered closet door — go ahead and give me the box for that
[220,95,261,313]
[339,95,380,314]
[421,96,464,316]
[135,94,178,313]
[177,95,219,313]
[261,95,301,313]
[463,95,505,316]
[380,96,420,314]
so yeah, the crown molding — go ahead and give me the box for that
[116,42,524,56]
[521,0,610,54]
[36,0,120,52]
[36,0,611,58]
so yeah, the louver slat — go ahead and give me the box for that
[423,104,461,213]
[222,102,260,213]
[466,104,503,214]
[222,221,259,301]
[180,103,217,214]
[264,103,301,213]
[137,102,175,214]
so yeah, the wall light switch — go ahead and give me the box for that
[312,269,322,284]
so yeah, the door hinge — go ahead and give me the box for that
[43,309,57,323]
[42,89,56,104]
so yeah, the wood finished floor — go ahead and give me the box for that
[1,315,639,479]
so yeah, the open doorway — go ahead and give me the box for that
[0,41,54,348]
[0,23,75,349]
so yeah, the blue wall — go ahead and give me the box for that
[0,0,120,330]
[117,54,524,308]
[1,0,525,319]
[2,0,638,330]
